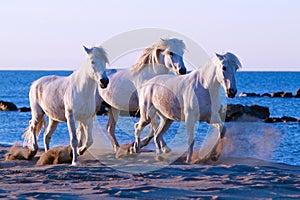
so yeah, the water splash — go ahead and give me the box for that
[221,122,282,162]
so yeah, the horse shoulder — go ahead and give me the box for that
[184,75,211,122]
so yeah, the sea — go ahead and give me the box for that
[0,70,299,166]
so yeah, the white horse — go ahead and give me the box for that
[95,38,187,152]
[23,46,109,165]
[133,52,241,163]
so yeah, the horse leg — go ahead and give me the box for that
[106,107,120,152]
[44,119,59,151]
[139,115,157,148]
[23,104,44,154]
[77,118,94,156]
[185,116,196,163]
[210,125,226,161]
[132,119,150,154]
[76,122,85,148]
[65,109,78,165]
[153,116,173,156]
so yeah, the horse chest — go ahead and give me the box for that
[194,87,212,122]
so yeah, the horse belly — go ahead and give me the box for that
[100,75,138,111]
[41,101,67,122]
[152,87,182,121]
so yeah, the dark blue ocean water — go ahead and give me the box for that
[0,71,299,166]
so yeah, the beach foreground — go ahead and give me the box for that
[0,144,300,199]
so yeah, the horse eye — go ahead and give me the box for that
[222,66,227,71]
[169,52,173,57]
[91,61,95,65]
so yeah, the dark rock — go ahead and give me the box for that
[272,92,285,97]
[239,92,260,97]
[261,93,271,97]
[244,104,270,119]
[225,104,269,122]
[0,100,18,111]
[294,88,300,98]
[264,117,283,123]
[281,116,298,122]
[282,92,293,98]
[225,104,244,122]
[18,107,31,112]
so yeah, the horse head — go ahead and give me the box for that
[215,52,241,98]
[84,46,109,88]
[154,38,187,75]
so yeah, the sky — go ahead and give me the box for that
[0,0,300,71]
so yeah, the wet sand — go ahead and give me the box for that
[0,144,300,199]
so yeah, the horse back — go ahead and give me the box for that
[141,73,212,122]
[30,75,70,122]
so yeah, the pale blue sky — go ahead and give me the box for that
[0,0,299,71]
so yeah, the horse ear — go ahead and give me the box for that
[216,53,225,61]
[83,45,92,54]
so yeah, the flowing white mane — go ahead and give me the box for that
[130,47,155,73]
[130,38,186,73]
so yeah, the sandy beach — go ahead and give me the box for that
[0,143,300,200]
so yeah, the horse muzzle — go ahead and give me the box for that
[227,88,237,98]
[179,67,187,75]
[99,78,109,89]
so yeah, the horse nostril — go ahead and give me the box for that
[179,68,186,75]
[227,88,237,98]
[100,78,109,88]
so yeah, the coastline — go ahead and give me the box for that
[1,144,300,199]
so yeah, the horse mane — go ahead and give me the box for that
[130,38,186,74]
[93,46,109,64]
[130,46,157,73]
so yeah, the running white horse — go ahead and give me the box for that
[23,46,109,165]
[96,38,187,152]
[133,52,241,163]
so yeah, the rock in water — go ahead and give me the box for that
[294,88,300,98]
[0,100,18,111]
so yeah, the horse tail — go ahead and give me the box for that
[22,116,45,150]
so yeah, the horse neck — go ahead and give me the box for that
[199,59,221,101]
[75,64,97,94]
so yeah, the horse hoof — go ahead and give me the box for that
[162,146,172,154]
[129,146,140,154]
[72,161,79,166]
[210,155,220,162]
[155,155,165,162]
[77,147,87,156]
[113,146,120,153]
[131,149,140,154]
[185,159,191,164]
